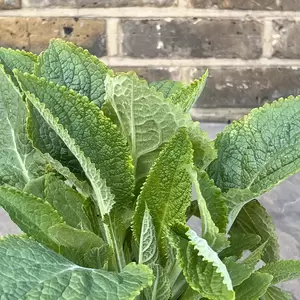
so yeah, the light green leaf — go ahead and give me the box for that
[0,186,63,251]
[45,174,93,231]
[150,80,184,98]
[0,65,45,189]
[169,70,208,113]
[138,206,159,265]
[133,129,193,259]
[143,264,171,300]
[235,272,273,300]
[189,168,229,252]
[35,39,109,107]
[220,233,261,259]
[170,224,234,300]
[230,200,279,263]
[242,241,267,268]
[0,236,153,300]
[196,169,228,233]
[16,71,134,207]
[261,286,292,300]
[104,72,215,179]
[208,96,300,195]
[48,223,108,267]
[259,260,300,284]
[84,245,112,269]
[0,48,37,76]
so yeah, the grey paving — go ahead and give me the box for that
[0,123,300,299]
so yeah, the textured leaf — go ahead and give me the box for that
[220,233,261,259]
[84,245,112,269]
[0,65,45,189]
[104,72,215,179]
[48,224,108,267]
[170,224,234,300]
[169,70,208,112]
[0,48,37,76]
[0,236,153,300]
[16,72,134,206]
[143,264,171,300]
[235,272,273,300]
[133,129,193,259]
[190,168,228,252]
[261,286,292,300]
[224,242,267,286]
[259,260,300,284]
[35,39,109,107]
[138,206,159,265]
[208,96,300,195]
[196,170,228,232]
[150,80,184,98]
[45,174,93,231]
[230,200,280,263]
[0,186,63,250]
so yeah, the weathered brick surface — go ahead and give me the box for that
[28,18,106,56]
[0,17,106,56]
[122,19,262,59]
[22,0,76,7]
[192,67,300,108]
[0,0,20,9]
[77,0,175,7]
[113,67,179,82]
[272,20,300,59]
[190,0,300,10]
[0,18,28,50]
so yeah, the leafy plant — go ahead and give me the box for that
[0,39,299,299]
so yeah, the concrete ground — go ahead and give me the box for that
[0,123,299,299]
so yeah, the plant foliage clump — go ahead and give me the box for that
[0,39,299,299]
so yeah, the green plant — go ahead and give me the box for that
[0,39,299,300]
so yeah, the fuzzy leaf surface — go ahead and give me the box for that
[149,80,184,98]
[35,39,108,107]
[170,225,234,300]
[133,129,193,259]
[0,65,44,188]
[16,72,134,206]
[0,236,153,300]
[209,96,300,195]
[261,286,292,300]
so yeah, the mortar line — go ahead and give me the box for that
[1,8,300,19]
[101,57,300,67]
[106,18,119,56]
[262,20,274,58]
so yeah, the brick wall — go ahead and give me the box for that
[1,0,300,121]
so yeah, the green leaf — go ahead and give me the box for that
[104,72,215,179]
[170,224,234,300]
[224,242,267,286]
[259,260,300,284]
[169,70,208,113]
[45,174,93,231]
[138,206,159,265]
[189,168,228,252]
[35,39,109,107]
[208,96,300,195]
[0,235,153,300]
[48,223,108,267]
[133,129,193,260]
[235,272,273,300]
[0,48,37,76]
[230,200,280,263]
[0,186,63,251]
[220,233,261,259]
[16,71,134,206]
[150,80,184,98]
[261,286,292,300]
[0,65,45,189]
[84,244,112,269]
[142,264,171,300]
[196,170,228,233]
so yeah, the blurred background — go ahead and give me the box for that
[0,0,300,298]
